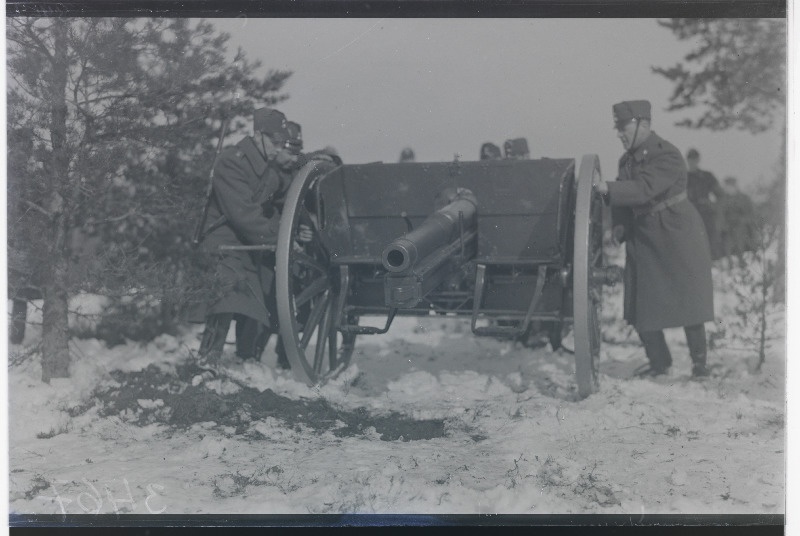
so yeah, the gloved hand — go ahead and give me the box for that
[296,223,313,243]
[594,177,609,195]
[293,224,312,254]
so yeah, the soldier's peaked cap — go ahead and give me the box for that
[613,100,651,129]
[253,107,290,140]
[285,121,303,154]
[504,137,529,156]
[286,121,302,141]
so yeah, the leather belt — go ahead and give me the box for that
[634,191,687,218]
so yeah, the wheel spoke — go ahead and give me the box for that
[591,248,602,267]
[328,327,338,369]
[300,292,330,349]
[294,275,331,308]
[297,203,314,225]
[313,298,334,375]
[298,205,329,256]
[590,287,602,303]
[292,250,327,274]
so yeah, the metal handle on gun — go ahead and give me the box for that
[192,118,230,247]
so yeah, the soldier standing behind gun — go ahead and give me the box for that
[719,176,758,263]
[192,108,311,371]
[479,142,502,160]
[399,147,415,163]
[503,138,530,159]
[686,148,725,260]
[595,100,714,378]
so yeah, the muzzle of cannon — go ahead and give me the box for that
[381,187,478,308]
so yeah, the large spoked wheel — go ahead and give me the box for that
[572,154,604,398]
[276,161,356,385]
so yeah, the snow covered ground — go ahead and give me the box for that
[7,251,786,516]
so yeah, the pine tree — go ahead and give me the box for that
[652,18,787,302]
[7,18,291,381]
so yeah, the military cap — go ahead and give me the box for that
[286,121,302,142]
[253,107,290,141]
[686,148,700,160]
[399,147,415,162]
[285,121,303,154]
[612,100,651,129]
[503,138,529,158]
[480,142,502,160]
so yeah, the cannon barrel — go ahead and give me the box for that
[382,188,478,308]
[382,188,478,273]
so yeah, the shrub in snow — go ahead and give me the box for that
[713,218,782,372]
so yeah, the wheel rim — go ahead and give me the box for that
[276,161,356,385]
[572,154,604,398]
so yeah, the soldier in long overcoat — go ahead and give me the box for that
[233,119,308,368]
[192,108,301,367]
[219,118,326,367]
[596,100,714,378]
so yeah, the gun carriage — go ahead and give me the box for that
[275,154,620,398]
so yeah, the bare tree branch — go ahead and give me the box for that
[21,200,53,219]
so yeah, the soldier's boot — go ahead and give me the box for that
[636,330,672,377]
[235,315,267,361]
[253,329,273,363]
[198,313,232,372]
[685,323,709,378]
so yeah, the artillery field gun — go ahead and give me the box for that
[274,154,621,398]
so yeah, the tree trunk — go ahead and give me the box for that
[10,299,28,345]
[772,121,787,303]
[40,19,72,382]
[41,266,71,382]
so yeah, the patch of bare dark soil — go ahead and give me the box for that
[88,364,445,441]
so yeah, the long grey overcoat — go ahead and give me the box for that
[608,132,714,332]
[190,136,291,326]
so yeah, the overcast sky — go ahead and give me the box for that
[212,18,784,196]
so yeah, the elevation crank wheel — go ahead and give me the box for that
[572,154,604,398]
[276,160,356,385]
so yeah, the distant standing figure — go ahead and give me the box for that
[480,142,502,160]
[719,176,758,260]
[686,148,725,260]
[595,100,714,378]
[503,138,530,159]
[399,147,415,163]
